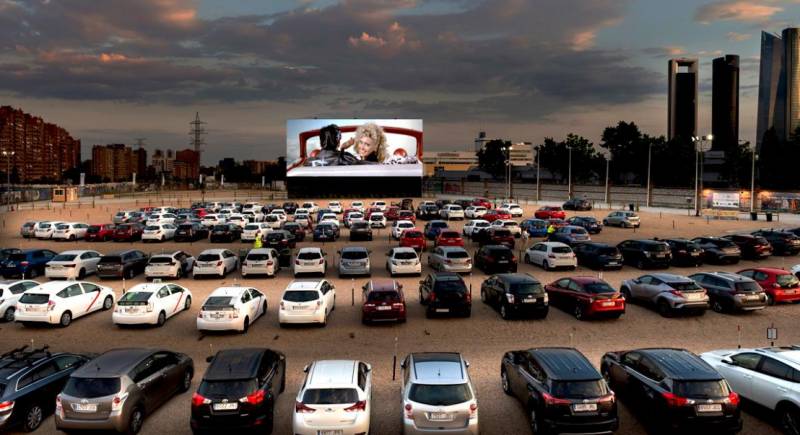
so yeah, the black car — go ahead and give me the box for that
[281,202,298,214]
[400,198,414,211]
[502,347,618,435]
[480,273,548,319]
[722,234,773,260]
[264,230,296,249]
[210,224,242,243]
[0,346,89,432]
[474,245,518,273]
[281,222,305,242]
[349,221,373,241]
[665,239,704,266]
[96,250,149,279]
[751,230,800,255]
[601,348,742,434]
[691,237,741,264]
[434,199,452,209]
[313,223,339,242]
[566,216,602,234]
[419,272,471,318]
[572,242,623,270]
[191,348,285,434]
[0,248,21,263]
[416,205,440,220]
[563,198,593,211]
[175,222,209,242]
[617,239,672,269]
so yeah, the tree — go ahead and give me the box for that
[476,139,512,179]
[537,134,601,183]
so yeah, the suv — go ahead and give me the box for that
[473,227,515,248]
[603,211,640,228]
[601,348,742,434]
[419,272,471,318]
[191,348,285,434]
[547,225,590,246]
[566,216,602,234]
[501,348,617,435]
[572,243,623,270]
[0,249,56,279]
[480,273,548,320]
[294,360,372,435]
[174,222,208,242]
[752,230,800,255]
[97,250,149,279]
[349,221,374,241]
[722,234,773,260]
[361,279,406,324]
[338,246,371,277]
[689,272,767,313]
[401,352,478,435]
[0,346,89,432]
[617,239,671,269]
[620,273,709,317]
[56,348,194,434]
[474,245,517,273]
[665,238,704,266]
[692,237,741,264]
[85,224,116,242]
[563,198,592,211]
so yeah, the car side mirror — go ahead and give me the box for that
[365,363,372,372]
[400,361,406,369]
[721,357,735,366]
[419,280,425,285]
[205,356,214,363]
[464,360,470,368]
[303,364,310,373]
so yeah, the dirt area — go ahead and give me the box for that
[1,197,797,435]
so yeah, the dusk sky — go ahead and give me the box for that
[1,0,799,164]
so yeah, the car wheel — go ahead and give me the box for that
[501,368,512,395]
[480,289,488,304]
[77,268,86,280]
[103,296,113,310]
[4,307,15,322]
[780,404,800,435]
[179,370,193,393]
[636,259,646,269]
[621,287,632,301]
[500,303,510,320]
[657,299,672,318]
[184,296,192,311]
[574,304,584,320]
[766,293,775,306]
[22,403,43,432]
[127,407,144,435]
[126,268,134,279]
[543,260,550,271]
[529,407,543,435]
[711,299,725,313]
[157,311,166,327]
[28,268,37,279]
[524,254,530,264]
[59,311,72,327]
[242,317,250,333]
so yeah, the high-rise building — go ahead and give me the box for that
[174,149,200,181]
[668,58,699,141]
[757,28,800,148]
[785,28,800,139]
[133,148,147,178]
[711,55,740,152]
[91,144,133,182]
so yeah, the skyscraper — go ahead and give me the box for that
[712,55,740,152]
[668,58,699,141]
[756,28,800,149]
[785,28,800,139]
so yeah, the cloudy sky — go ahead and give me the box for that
[1,0,799,164]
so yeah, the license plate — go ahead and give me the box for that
[429,412,453,421]
[319,430,343,435]
[523,298,537,304]
[697,404,722,413]
[691,252,700,256]
[746,294,760,301]
[293,305,307,310]
[377,306,391,311]
[210,312,226,319]
[51,265,63,269]
[686,293,703,301]
[26,305,45,312]
[435,308,449,313]
[212,402,238,411]
[573,403,597,412]
[125,307,139,313]
[73,403,97,412]
[607,262,619,266]
[601,301,615,307]
[498,260,508,264]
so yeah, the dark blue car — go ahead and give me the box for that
[313,223,338,242]
[0,249,57,279]
[521,219,548,237]
[424,220,449,240]
[567,216,603,234]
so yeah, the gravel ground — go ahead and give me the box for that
[1,198,797,435]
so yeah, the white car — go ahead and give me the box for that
[319,213,340,227]
[264,214,282,229]
[197,286,267,332]
[242,202,261,212]
[278,279,336,326]
[294,207,310,217]
[202,214,225,227]
[790,264,800,278]
[242,248,281,277]
[293,360,372,435]
[242,210,264,223]
[242,223,272,242]
[350,201,365,212]
[145,251,195,279]
[491,219,523,237]
[701,348,800,427]
[328,201,343,214]
[499,203,524,217]
[227,213,249,228]
[368,212,387,228]
[193,249,239,278]
[34,221,64,239]
[269,209,288,223]
[142,223,177,242]
[392,220,416,239]
[146,213,177,226]
[524,242,577,271]
[45,250,102,280]
[440,204,465,220]
[463,219,490,238]
[464,206,487,218]
[293,212,312,227]
[386,247,422,276]
[0,279,40,322]
[52,222,89,241]
[344,212,364,228]
[15,281,114,327]
[371,201,387,211]
[301,202,319,214]
[294,248,327,276]
[151,207,176,215]
[113,282,192,326]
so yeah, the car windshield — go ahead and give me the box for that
[646,244,669,252]
[118,292,152,304]
[19,293,49,304]
[493,230,511,237]
[247,253,270,261]
[203,296,233,308]
[283,290,319,302]
[99,256,121,264]
[433,278,466,293]
[245,224,260,230]
[432,222,448,228]
[714,239,737,248]
[673,380,729,399]
[53,254,77,262]
[198,379,258,399]
[341,250,368,260]
[584,283,617,294]
[303,388,359,405]
[777,274,800,288]
[440,232,459,238]
[64,377,121,398]
[552,246,571,254]
[298,252,321,260]
[510,282,543,295]
[394,252,417,260]
[404,231,423,238]
[367,291,400,302]
[409,383,472,406]
[446,251,469,259]
[145,226,161,231]
[87,226,101,233]
[148,257,173,264]
[597,247,618,255]
[212,225,228,231]
[352,223,369,230]
[267,233,286,241]
[667,282,703,291]
[735,282,761,293]
[370,215,383,221]
[550,380,607,399]
[197,254,220,262]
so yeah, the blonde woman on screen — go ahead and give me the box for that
[338,122,388,163]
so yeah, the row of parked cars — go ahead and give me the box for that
[2,341,799,435]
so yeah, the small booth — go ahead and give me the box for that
[52,186,79,202]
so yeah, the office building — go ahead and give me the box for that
[712,55,740,152]
[424,148,533,177]
[91,144,133,182]
[757,28,800,148]
[668,58,699,141]
[174,149,200,180]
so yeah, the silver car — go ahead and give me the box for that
[620,273,709,316]
[401,352,479,435]
[603,211,640,228]
[338,246,371,277]
[428,246,473,273]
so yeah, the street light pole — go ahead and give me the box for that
[692,135,713,216]
[535,146,541,202]
[505,145,514,200]
[646,142,652,207]
[604,155,610,205]
[750,146,757,213]
[567,145,572,199]
[2,150,14,188]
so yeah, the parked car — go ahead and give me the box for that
[361,279,406,324]
[435,230,465,248]
[343,210,363,228]
[617,239,672,269]
[603,211,640,228]
[520,218,548,237]
[368,212,387,229]
[145,251,195,280]
[397,210,416,223]
[566,216,602,234]
[338,246,371,277]
[464,206,487,219]
[1,249,57,278]
[197,286,267,332]
[400,229,427,252]
[33,221,64,239]
[689,271,767,313]
[737,267,800,305]
[56,348,194,434]
[722,234,773,260]
[620,273,709,316]
[282,222,306,242]
[472,197,492,208]
[473,227,515,248]
[278,279,336,326]
[193,249,239,278]
[428,246,472,273]
[534,206,566,220]
[19,221,38,238]
[440,204,465,220]
[400,352,479,434]
[419,272,471,318]
[112,223,145,242]
[0,248,21,264]
[665,238,704,266]
[489,219,523,238]
[45,250,102,280]
[386,247,422,277]
[174,222,208,242]
[463,219,490,238]
[282,201,299,214]
[416,204,440,220]
[52,222,90,241]
[524,242,576,271]
[692,237,742,264]
[502,347,617,434]
[241,223,271,242]
[350,221,374,241]
[0,346,89,432]
[209,223,242,242]
[547,225,590,246]
[572,242,623,270]
[601,348,742,434]
[15,281,114,327]
[546,276,625,320]
[385,205,402,221]
[97,250,149,279]
[0,279,39,322]
[391,220,415,240]
[313,223,339,242]
[85,224,116,241]
[483,209,512,222]
[113,282,192,326]
[141,223,177,242]
[294,247,327,277]
[475,245,518,273]
[499,203,524,217]
[563,198,593,211]
[424,220,449,240]
[481,273,548,319]
[752,230,800,255]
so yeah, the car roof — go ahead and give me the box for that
[204,348,266,381]
[637,348,721,381]
[496,273,539,284]
[209,286,248,297]
[570,276,606,284]
[410,352,466,384]
[740,267,791,275]
[298,247,322,253]
[757,347,800,365]
[700,271,753,282]
[56,250,96,256]
[307,360,358,387]
[528,348,600,381]
[286,280,323,291]
[126,283,170,293]
[369,279,398,292]
[199,249,229,255]
[247,248,273,254]
[341,246,368,252]
[649,272,694,282]
[392,247,417,254]
[26,281,93,294]
[74,348,156,377]
[438,246,466,253]
[541,242,569,247]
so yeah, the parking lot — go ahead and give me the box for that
[1,197,798,434]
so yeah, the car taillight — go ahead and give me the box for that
[0,400,14,412]
[55,395,62,413]
[47,300,56,311]
[318,259,324,264]
[511,255,516,262]
[295,401,316,413]
[266,261,274,266]
[506,293,515,304]
[469,403,478,418]
[662,392,692,407]
[344,400,366,412]
[20,261,29,267]
[548,255,556,259]
[146,302,154,312]
[392,302,405,310]
[542,392,571,405]
[597,392,616,403]
[295,259,301,265]
[404,403,413,418]
[216,261,223,266]
[192,392,210,407]
[726,392,740,406]
[669,290,684,297]
[429,291,436,301]
[241,390,265,405]
[111,392,129,411]
[64,264,76,268]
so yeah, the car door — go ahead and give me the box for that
[82,251,101,273]
[59,283,86,318]
[358,362,372,407]
[639,275,662,301]
[156,285,175,316]
[568,280,590,310]
[168,284,188,316]
[325,282,336,310]
[251,288,266,318]
[16,361,60,412]
[240,289,254,319]
[750,356,794,409]
[420,275,433,301]
[549,278,572,306]
[153,352,182,400]
[715,352,761,400]
[429,248,441,269]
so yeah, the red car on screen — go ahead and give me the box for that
[473,198,493,209]
[85,224,116,242]
[362,279,406,324]
[397,210,416,223]
[545,276,625,320]
[535,206,566,220]
[385,206,402,221]
[112,223,144,242]
[435,231,465,248]
[738,267,800,305]
[400,229,427,251]
[483,210,511,222]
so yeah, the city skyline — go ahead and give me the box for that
[1,1,800,163]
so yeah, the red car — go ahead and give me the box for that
[365,207,382,219]
[535,206,566,220]
[385,206,401,221]
[400,229,427,251]
[193,208,209,218]
[738,267,800,305]
[545,276,625,320]
[483,210,512,222]
[85,224,116,242]
[435,231,465,248]
[112,223,144,242]
[361,279,406,324]
[472,198,492,209]
[397,210,416,223]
